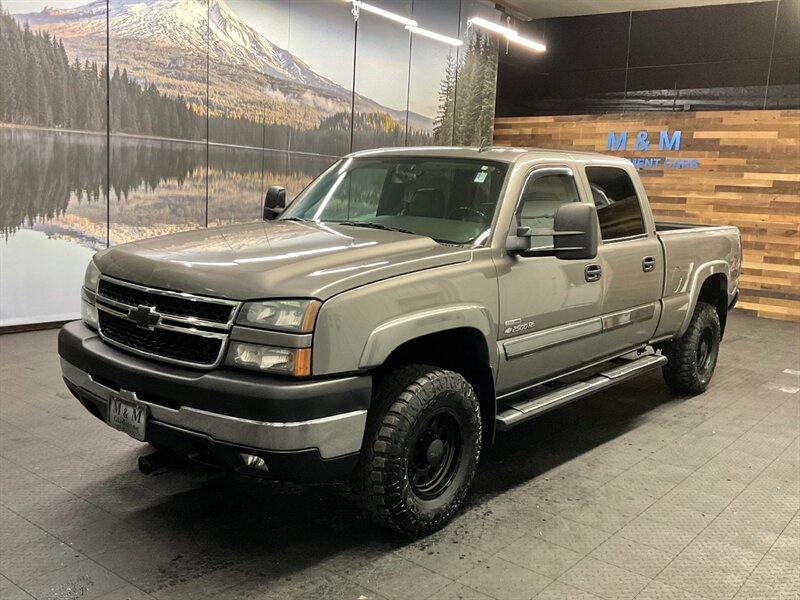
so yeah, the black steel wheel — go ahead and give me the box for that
[408,409,462,500]
[696,327,714,372]
[357,365,481,536]
[662,301,721,395]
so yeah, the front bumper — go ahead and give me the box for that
[59,321,371,481]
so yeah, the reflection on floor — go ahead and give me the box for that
[0,311,798,600]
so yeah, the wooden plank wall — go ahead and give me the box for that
[494,110,800,322]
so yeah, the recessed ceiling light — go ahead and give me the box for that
[507,33,546,52]
[468,16,546,53]
[467,16,517,38]
[405,25,463,46]
[352,0,418,27]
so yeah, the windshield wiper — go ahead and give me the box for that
[335,221,417,236]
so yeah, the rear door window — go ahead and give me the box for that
[586,166,646,241]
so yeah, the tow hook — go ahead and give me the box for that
[138,451,171,475]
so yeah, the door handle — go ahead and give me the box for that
[585,264,602,282]
[642,256,656,272]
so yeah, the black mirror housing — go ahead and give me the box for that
[263,186,287,221]
[553,203,599,260]
[507,203,599,260]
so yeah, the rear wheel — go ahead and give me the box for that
[357,365,481,535]
[662,301,721,395]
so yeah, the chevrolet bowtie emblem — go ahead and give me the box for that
[128,305,161,330]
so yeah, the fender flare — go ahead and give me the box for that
[359,304,496,370]
[678,260,730,336]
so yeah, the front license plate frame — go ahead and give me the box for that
[108,395,147,441]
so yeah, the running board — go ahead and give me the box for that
[496,354,667,431]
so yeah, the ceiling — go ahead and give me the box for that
[496,0,766,20]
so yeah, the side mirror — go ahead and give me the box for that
[507,203,599,260]
[553,203,599,260]
[263,186,286,221]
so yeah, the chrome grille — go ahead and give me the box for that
[95,276,240,368]
[98,279,235,326]
[98,311,223,366]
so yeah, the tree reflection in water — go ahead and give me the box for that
[1,128,332,244]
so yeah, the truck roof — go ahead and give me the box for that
[348,146,632,167]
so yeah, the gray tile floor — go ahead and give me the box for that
[0,311,798,600]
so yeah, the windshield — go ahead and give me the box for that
[279,156,509,244]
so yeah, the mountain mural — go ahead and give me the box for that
[0,0,502,326]
[14,0,433,132]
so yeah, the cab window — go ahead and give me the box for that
[586,166,646,241]
[517,171,581,247]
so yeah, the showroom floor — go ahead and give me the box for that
[0,311,798,600]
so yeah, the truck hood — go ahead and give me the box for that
[94,220,472,300]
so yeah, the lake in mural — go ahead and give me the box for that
[0,0,500,325]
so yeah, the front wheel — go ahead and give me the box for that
[357,365,481,535]
[661,301,721,395]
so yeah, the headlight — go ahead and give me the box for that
[83,260,100,293]
[226,342,311,376]
[81,260,100,329]
[237,299,321,333]
[81,297,99,329]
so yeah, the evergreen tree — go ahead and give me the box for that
[432,53,457,145]
[446,30,499,147]
[0,9,444,155]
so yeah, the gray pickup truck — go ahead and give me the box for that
[59,147,741,534]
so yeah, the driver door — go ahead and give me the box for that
[495,166,605,396]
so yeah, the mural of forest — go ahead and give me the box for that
[0,11,434,153]
[0,15,106,132]
[433,32,499,146]
[0,0,501,326]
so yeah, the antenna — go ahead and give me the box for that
[478,137,492,152]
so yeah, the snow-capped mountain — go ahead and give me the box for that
[18,0,342,95]
[15,0,434,129]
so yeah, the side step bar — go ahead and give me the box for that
[496,354,667,431]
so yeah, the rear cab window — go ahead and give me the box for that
[585,166,647,241]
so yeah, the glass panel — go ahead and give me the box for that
[109,138,206,245]
[262,149,335,202]
[766,57,800,110]
[539,13,628,72]
[629,3,776,67]
[287,0,354,157]
[453,1,499,146]
[208,0,290,225]
[352,0,412,151]
[208,145,265,227]
[518,173,580,247]
[773,0,800,58]
[1,2,107,326]
[109,0,208,243]
[519,174,580,226]
[282,156,508,244]
[626,60,769,112]
[407,0,460,146]
[586,166,646,241]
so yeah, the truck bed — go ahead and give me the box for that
[655,221,717,232]
[653,222,741,340]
